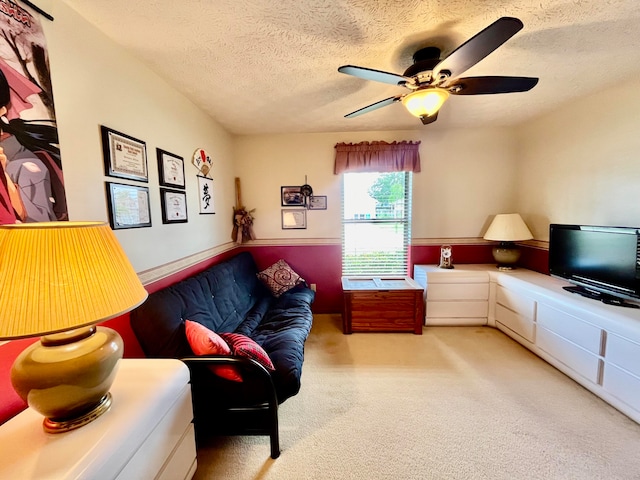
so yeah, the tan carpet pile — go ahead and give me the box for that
[193,314,640,479]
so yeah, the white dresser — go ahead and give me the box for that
[413,264,492,325]
[0,358,197,480]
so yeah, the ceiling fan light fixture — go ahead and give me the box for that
[401,88,449,118]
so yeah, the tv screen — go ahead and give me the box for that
[549,224,640,301]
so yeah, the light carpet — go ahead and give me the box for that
[193,314,640,480]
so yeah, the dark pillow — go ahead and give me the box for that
[219,333,275,371]
[184,320,243,382]
[256,259,305,297]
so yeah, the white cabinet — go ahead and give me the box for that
[494,284,536,344]
[0,359,197,480]
[603,334,640,414]
[413,265,490,326]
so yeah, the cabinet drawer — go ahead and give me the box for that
[496,285,535,319]
[495,303,534,342]
[603,363,640,412]
[537,304,603,355]
[427,283,488,301]
[537,326,601,384]
[426,301,488,318]
[606,334,640,378]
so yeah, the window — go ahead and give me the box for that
[342,171,412,276]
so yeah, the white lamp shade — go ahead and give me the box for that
[401,88,449,117]
[483,214,533,242]
[0,221,148,339]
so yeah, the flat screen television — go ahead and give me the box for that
[548,224,640,305]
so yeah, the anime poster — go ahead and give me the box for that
[0,1,66,224]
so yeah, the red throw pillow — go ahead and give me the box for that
[219,333,275,371]
[184,320,243,382]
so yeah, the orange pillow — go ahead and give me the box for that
[184,320,242,382]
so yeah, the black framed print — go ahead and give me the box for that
[157,148,185,189]
[308,195,327,210]
[160,188,188,224]
[105,182,152,230]
[101,125,148,182]
[281,186,304,206]
[281,209,306,229]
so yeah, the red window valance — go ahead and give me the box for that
[334,141,421,174]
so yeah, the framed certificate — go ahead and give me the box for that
[157,148,185,189]
[105,182,152,230]
[281,209,306,229]
[101,126,148,182]
[160,188,188,224]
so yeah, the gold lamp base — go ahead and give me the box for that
[11,326,123,433]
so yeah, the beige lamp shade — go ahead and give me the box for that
[0,221,148,339]
[483,214,533,242]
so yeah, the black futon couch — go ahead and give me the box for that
[130,251,314,458]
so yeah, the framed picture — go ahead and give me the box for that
[105,182,152,230]
[281,209,306,229]
[101,126,148,182]
[160,188,188,224]
[197,175,215,214]
[308,195,327,210]
[281,186,304,206]
[157,148,185,189]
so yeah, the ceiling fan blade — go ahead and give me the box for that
[420,112,439,125]
[447,76,539,95]
[433,17,524,81]
[338,65,411,86]
[344,96,402,118]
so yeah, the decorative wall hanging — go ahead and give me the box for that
[105,182,151,230]
[160,188,188,224]
[0,2,67,224]
[308,196,327,210]
[157,148,185,189]
[300,175,313,208]
[197,175,215,214]
[281,209,306,229]
[101,126,148,182]
[192,148,212,177]
[281,186,304,206]
[232,177,255,243]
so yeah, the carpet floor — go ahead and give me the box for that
[193,314,640,480]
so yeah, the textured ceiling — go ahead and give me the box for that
[62,0,640,135]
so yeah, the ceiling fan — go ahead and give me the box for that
[338,17,538,125]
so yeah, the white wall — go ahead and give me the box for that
[45,2,236,272]
[234,127,516,242]
[515,77,640,240]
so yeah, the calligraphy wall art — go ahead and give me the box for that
[0,2,67,224]
[197,175,214,214]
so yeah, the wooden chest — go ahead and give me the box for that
[341,276,424,334]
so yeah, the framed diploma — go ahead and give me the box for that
[101,126,148,182]
[160,188,188,224]
[157,148,185,189]
[105,182,152,230]
[281,209,306,229]
[308,195,327,210]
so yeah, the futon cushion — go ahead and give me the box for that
[257,259,305,297]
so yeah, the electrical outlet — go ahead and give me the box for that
[310,283,317,292]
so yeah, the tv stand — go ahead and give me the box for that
[562,285,639,308]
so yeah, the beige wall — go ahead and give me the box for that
[234,127,516,241]
[47,2,236,272]
[515,77,640,241]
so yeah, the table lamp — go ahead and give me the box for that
[0,221,148,433]
[483,213,533,270]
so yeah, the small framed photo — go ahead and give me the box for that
[281,186,304,206]
[281,209,306,229]
[309,195,327,210]
[197,175,215,214]
[101,125,148,182]
[160,188,188,224]
[157,148,185,189]
[105,182,152,230]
